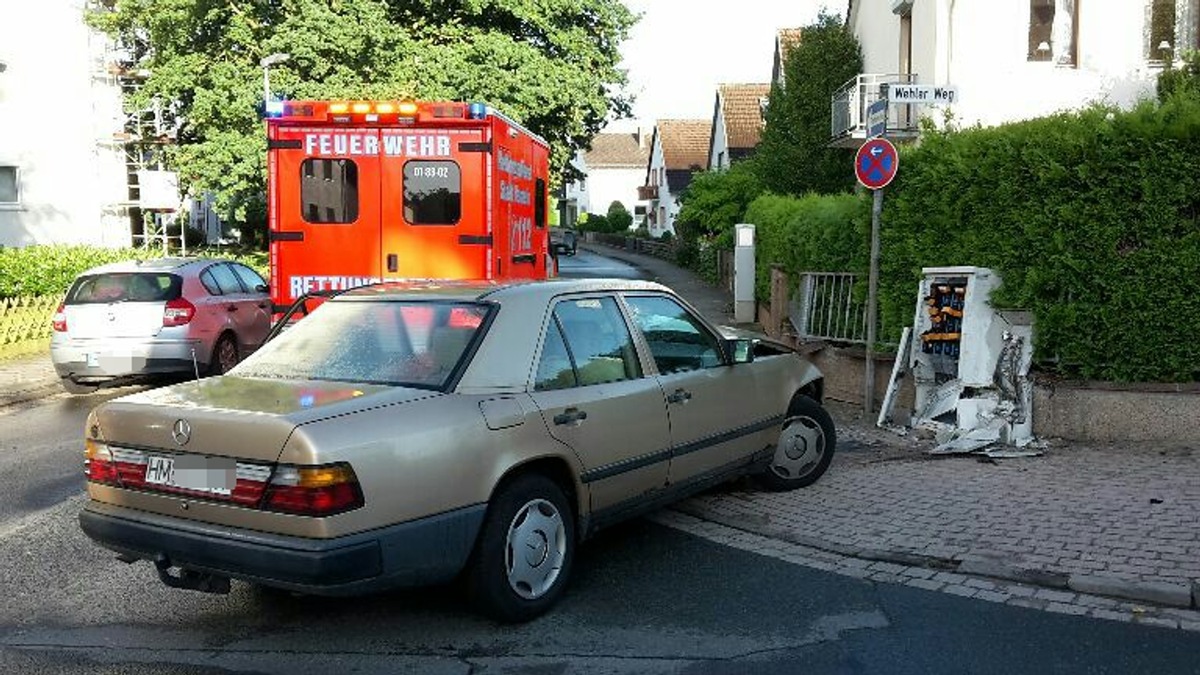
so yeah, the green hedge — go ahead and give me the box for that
[0,246,268,298]
[883,96,1200,382]
[737,95,1200,382]
[743,192,870,300]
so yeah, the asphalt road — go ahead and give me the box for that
[0,252,1196,674]
[556,249,642,279]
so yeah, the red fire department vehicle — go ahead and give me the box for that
[264,100,552,313]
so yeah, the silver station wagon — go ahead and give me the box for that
[79,279,836,621]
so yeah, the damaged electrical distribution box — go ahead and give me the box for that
[903,266,1036,453]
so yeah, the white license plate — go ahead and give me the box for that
[145,455,235,495]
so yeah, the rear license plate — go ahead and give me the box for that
[145,455,235,495]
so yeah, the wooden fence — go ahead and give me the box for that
[0,295,58,347]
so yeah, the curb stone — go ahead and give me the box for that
[1068,575,1193,609]
[674,500,1198,613]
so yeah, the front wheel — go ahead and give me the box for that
[466,473,575,622]
[757,395,837,491]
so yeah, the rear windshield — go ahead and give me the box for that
[65,273,182,305]
[232,300,491,390]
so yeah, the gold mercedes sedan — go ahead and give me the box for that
[79,279,836,622]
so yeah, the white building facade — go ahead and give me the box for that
[641,119,710,239]
[0,0,130,248]
[562,131,650,230]
[839,0,1178,142]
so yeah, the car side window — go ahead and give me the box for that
[624,295,724,374]
[534,319,578,391]
[207,264,245,295]
[199,269,222,295]
[540,296,641,388]
[230,264,266,293]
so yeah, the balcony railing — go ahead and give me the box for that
[637,184,659,201]
[830,73,922,148]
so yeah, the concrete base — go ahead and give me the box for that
[793,341,1200,445]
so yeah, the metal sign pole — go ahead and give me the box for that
[864,187,884,416]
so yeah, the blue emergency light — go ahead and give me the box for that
[468,102,487,120]
[265,100,286,117]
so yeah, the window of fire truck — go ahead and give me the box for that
[404,160,461,225]
[300,158,359,224]
[535,178,546,228]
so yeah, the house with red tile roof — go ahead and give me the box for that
[638,119,712,238]
[561,130,651,229]
[707,83,771,171]
[772,28,804,86]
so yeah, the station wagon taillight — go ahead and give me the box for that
[52,303,67,332]
[162,297,196,327]
[263,463,364,516]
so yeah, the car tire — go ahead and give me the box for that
[466,473,575,623]
[757,395,837,491]
[60,378,99,395]
[208,333,240,376]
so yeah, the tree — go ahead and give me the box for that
[755,11,862,195]
[676,160,764,238]
[91,0,637,240]
[605,200,632,232]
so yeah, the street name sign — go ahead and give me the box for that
[855,138,898,190]
[887,84,958,105]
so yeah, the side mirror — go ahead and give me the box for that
[728,338,754,364]
[256,284,269,293]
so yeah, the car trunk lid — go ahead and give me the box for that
[90,376,430,508]
[65,302,166,339]
[63,271,185,339]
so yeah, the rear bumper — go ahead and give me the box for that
[79,500,487,595]
[51,337,204,381]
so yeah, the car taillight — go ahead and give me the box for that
[263,463,364,516]
[84,439,118,485]
[163,297,196,327]
[52,303,67,332]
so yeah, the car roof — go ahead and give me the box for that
[335,278,671,304]
[78,257,214,275]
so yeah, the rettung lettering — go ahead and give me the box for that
[289,275,382,299]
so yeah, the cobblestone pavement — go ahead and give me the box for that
[5,244,1200,629]
[584,242,1200,629]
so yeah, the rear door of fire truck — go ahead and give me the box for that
[268,109,382,312]
[379,114,491,280]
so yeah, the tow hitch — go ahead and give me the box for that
[153,554,231,594]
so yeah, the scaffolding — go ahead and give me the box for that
[87,0,185,253]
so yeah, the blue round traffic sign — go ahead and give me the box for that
[855,138,898,190]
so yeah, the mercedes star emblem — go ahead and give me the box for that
[172,419,192,446]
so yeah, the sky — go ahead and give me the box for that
[606,0,841,131]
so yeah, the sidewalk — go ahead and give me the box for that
[584,242,1200,630]
[0,351,59,408]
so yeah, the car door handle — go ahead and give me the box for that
[667,388,692,404]
[553,408,588,425]
[227,305,239,312]
[257,303,268,309]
